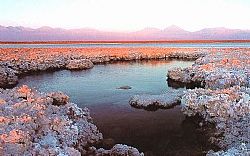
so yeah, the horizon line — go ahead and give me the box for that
[1,24,250,33]
[1,40,250,44]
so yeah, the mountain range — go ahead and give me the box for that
[0,25,250,41]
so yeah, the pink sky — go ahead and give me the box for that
[0,0,250,32]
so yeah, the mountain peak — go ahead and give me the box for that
[163,25,186,32]
[163,25,188,33]
[37,26,53,31]
[0,25,249,41]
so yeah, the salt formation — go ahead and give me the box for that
[66,59,94,70]
[0,66,18,88]
[168,50,207,60]
[167,50,250,155]
[168,50,250,89]
[96,144,144,156]
[1,47,249,155]
[0,50,96,88]
[181,87,250,148]
[207,143,249,156]
[0,47,204,88]
[0,85,103,155]
[129,89,184,110]
[0,86,143,156]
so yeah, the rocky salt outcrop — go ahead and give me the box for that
[0,57,95,88]
[129,89,184,110]
[0,85,103,155]
[1,47,250,155]
[167,50,250,155]
[66,59,94,70]
[181,86,250,121]
[167,67,190,83]
[48,92,70,106]
[167,50,250,89]
[207,143,250,156]
[168,50,207,60]
[0,66,18,88]
[0,85,144,156]
[96,144,144,156]
[167,67,203,86]
[129,49,250,155]
[0,47,208,88]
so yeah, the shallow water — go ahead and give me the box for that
[18,60,215,155]
[1,42,250,48]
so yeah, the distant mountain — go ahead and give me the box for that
[192,27,250,40]
[163,25,188,33]
[0,25,250,41]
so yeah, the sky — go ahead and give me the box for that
[0,0,250,32]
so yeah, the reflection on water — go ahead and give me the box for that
[18,60,216,155]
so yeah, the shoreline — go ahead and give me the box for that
[0,47,206,88]
[0,47,250,155]
[1,40,250,44]
[167,49,250,155]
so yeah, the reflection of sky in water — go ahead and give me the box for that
[18,60,193,106]
[1,42,250,48]
[18,60,216,155]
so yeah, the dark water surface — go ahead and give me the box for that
[18,60,215,156]
[1,42,250,48]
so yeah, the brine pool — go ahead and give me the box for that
[18,60,217,156]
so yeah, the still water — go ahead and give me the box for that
[1,42,250,48]
[18,60,215,156]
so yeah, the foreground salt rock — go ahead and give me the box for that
[48,92,70,106]
[0,85,103,155]
[0,85,144,156]
[66,59,94,70]
[1,47,250,155]
[181,86,250,121]
[207,143,250,156]
[96,144,144,156]
[167,50,250,155]
[129,89,184,110]
[180,83,250,155]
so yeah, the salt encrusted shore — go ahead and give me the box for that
[167,49,250,155]
[0,47,203,156]
[0,85,143,156]
[167,50,250,89]
[0,47,206,88]
[1,47,250,155]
